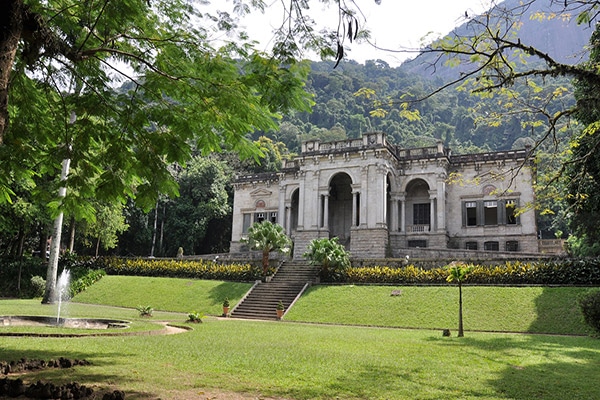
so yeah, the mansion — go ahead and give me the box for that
[230,132,539,259]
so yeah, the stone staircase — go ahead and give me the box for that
[230,261,319,321]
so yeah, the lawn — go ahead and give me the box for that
[0,276,598,400]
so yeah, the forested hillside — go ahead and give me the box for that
[251,0,591,155]
[2,0,592,258]
[115,0,593,256]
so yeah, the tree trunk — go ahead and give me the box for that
[68,217,76,252]
[42,157,70,304]
[0,0,24,142]
[159,202,165,256]
[457,283,464,337]
[17,226,25,257]
[150,200,158,257]
[95,236,100,257]
[262,250,269,276]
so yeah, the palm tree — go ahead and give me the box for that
[446,261,470,337]
[242,221,292,277]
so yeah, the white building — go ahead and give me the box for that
[230,132,538,259]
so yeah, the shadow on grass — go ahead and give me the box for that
[528,287,591,335]
[207,281,253,306]
[0,347,162,398]
[429,333,600,400]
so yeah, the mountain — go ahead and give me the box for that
[401,0,593,81]
[262,0,591,155]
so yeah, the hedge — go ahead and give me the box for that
[337,259,600,285]
[93,257,266,281]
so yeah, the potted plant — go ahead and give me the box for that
[222,298,230,317]
[276,300,285,320]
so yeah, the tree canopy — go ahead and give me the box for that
[1,0,316,213]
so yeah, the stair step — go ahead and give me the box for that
[230,263,320,320]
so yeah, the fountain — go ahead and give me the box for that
[55,269,71,324]
[0,268,131,333]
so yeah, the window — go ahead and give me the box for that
[484,241,499,251]
[465,241,478,250]
[270,212,277,223]
[254,212,265,223]
[413,203,430,225]
[465,201,477,226]
[505,200,517,225]
[484,200,498,225]
[242,214,252,233]
[506,241,519,252]
[408,240,427,248]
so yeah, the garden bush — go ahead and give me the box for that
[95,257,265,281]
[0,257,47,297]
[303,237,350,282]
[336,259,600,285]
[29,276,46,298]
[69,268,106,297]
[578,288,600,335]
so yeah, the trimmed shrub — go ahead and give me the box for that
[335,259,600,285]
[578,289,600,335]
[69,268,106,297]
[29,276,46,298]
[95,257,265,281]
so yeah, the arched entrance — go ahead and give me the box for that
[405,179,431,233]
[329,173,353,246]
[290,188,299,233]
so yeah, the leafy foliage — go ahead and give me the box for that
[187,311,204,323]
[303,237,350,281]
[446,261,471,337]
[567,24,600,254]
[97,257,266,281]
[0,257,47,297]
[136,305,154,317]
[158,156,234,257]
[68,268,106,298]
[29,276,46,298]
[335,259,600,285]
[242,221,292,275]
[578,289,600,335]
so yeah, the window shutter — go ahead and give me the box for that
[477,200,484,226]
[499,200,506,225]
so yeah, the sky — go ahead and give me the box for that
[234,0,494,66]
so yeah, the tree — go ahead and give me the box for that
[415,0,594,182]
[303,237,350,282]
[162,156,233,256]
[78,202,129,257]
[566,24,600,254]
[2,0,317,301]
[446,261,471,337]
[242,221,292,277]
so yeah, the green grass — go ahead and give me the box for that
[0,277,599,399]
[72,275,252,315]
[284,285,593,335]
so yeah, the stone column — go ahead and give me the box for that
[297,177,305,230]
[436,179,447,231]
[376,164,388,228]
[399,193,406,233]
[323,193,330,229]
[360,166,368,227]
[429,190,437,232]
[352,191,358,227]
[278,185,286,228]
[285,205,292,236]
[390,195,399,232]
